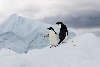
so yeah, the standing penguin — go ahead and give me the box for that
[56,22,68,45]
[45,27,57,48]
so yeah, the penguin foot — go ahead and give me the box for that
[50,45,56,48]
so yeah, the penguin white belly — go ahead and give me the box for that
[49,30,57,46]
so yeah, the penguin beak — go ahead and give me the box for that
[56,23,58,25]
[47,28,50,30]
[56,23,59,25]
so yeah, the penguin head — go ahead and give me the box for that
[56,22,63,25]
[47,27,57,34]
[47,27,54,31]
[56,22,63,28]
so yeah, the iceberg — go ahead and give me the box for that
[0,14,76,53]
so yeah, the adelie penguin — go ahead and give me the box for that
[44,27,57,48]
[56,22,68,45]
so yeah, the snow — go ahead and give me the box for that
[0,33,100,67]
[0,14,76,53]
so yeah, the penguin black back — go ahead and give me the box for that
[56,22,68,35]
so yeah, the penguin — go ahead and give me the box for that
[56,22,68,45]
[47,27,57,48]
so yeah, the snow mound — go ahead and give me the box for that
[0,14,76,53]
[0,33,100,67]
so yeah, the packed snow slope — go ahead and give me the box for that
[0,33,100,67]
[0,14,76,53]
